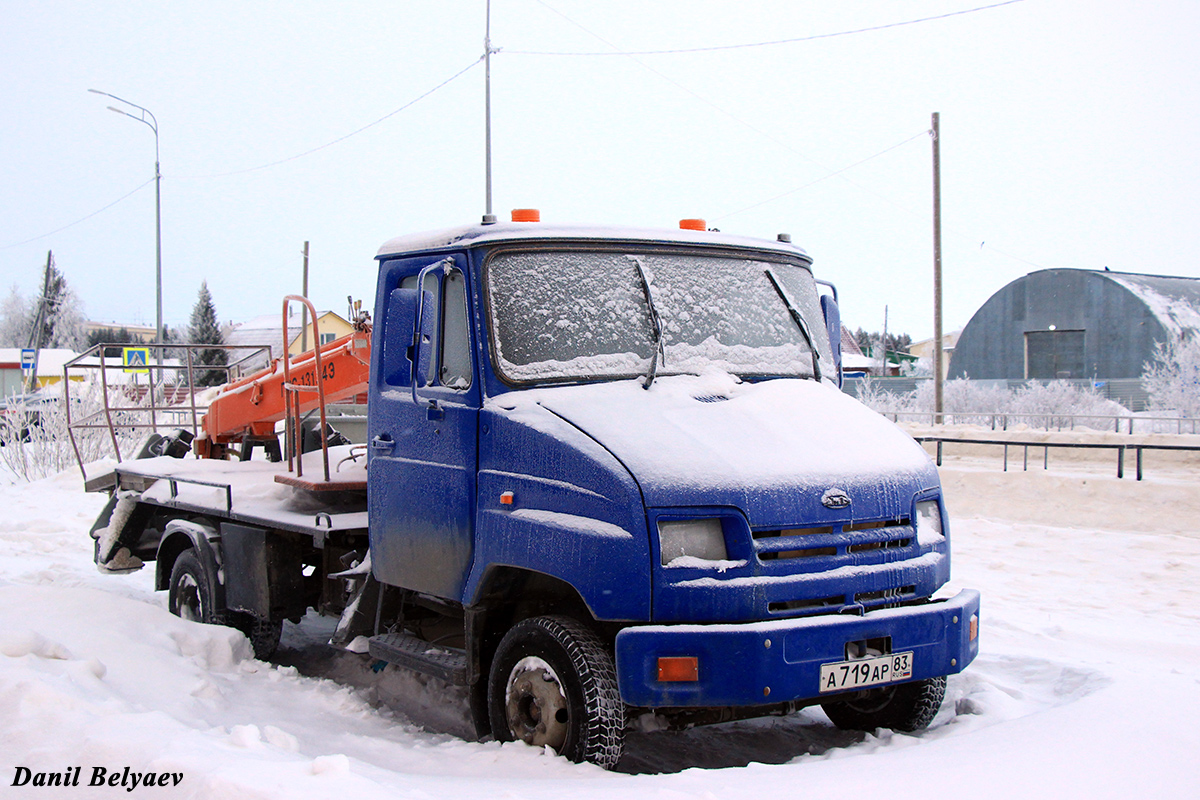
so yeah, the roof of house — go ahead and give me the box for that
[223,310,341,353]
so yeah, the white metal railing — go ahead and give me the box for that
[915,435,1200,481]
[880,410,1199,435]
[63,343,272,480]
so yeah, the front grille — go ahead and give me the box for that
[753,515,923,617]
[848,537,911,554]
[752,517,912,563]
[754,525,834,538]
[768,595,843,613]
[844,518,908,532]
[760,545,837,561]
[855,585,917,604]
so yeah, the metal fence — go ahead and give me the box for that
[914,435,1200,481]
[879,410,1199,435]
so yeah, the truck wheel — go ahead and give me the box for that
[487,616,625,769]
[822,676,947,732]
[168,550,227,626]
[234,613,283,660]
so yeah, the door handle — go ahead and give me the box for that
[370,435,395,455]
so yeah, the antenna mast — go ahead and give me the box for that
[483,0,496,223]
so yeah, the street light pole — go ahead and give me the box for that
[89,89,163,377]
[931,112,943,424]
[483,0,495,223]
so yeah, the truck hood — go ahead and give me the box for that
[499,374,938,528]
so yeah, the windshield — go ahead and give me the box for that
[486,248,832,383]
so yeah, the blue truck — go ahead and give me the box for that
[87,216,979,769]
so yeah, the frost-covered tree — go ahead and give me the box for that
[852,327,912,359]
[0,286,30,347]
[1008,380,1127,429]
[187,282,227,386]
[1143,334,1200,418]
[900,357,933,378]
[856,377,1128,429]
[29,260,87,351]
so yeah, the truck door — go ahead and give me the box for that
[368,254,478,600]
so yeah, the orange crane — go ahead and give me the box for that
[195,296,371,474]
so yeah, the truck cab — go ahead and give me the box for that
[364,218,979,766]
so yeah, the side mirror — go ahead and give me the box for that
[820,293,843,388]
[381,287,434,389]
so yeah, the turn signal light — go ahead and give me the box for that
[657,656,699,682]
[511,208,540,222]
[969,614,978,642]
[679,218,706,231]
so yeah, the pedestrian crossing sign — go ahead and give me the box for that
[123,347,150,374]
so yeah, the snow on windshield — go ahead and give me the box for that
[486,249,831,382]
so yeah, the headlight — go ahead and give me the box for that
[658,518,728,566]
[915,499,945,545]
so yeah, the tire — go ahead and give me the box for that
[487,616,625,769]
[235,614,283,661]
[167,550,227,626]
[168,550,282,659]
[822,676,947,733]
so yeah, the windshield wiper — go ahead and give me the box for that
[765,268,821,381]
[631,256,665,389]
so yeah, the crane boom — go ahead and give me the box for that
[196,308,371,460]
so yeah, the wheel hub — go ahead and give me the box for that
[175,573,202,622]
[505,657,569,749]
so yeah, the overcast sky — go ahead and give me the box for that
[2,0,1198,342]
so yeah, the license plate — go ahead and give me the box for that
[819,651,913,693]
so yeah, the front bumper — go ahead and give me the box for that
[615,589,979,708]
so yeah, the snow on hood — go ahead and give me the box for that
[495,374,937,527]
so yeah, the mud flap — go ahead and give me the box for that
[92,493,147,573]
[330,557,396,646]
[221,523,309,621]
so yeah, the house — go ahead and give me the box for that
[0,348,80,393]
[839,329,917,377]
[949,269,1200,380]
[84,321,158,343]
[909,330,961,379]
[223,309,354,371]
[838,327,878,377]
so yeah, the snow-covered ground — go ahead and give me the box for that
[2,442,1198,798]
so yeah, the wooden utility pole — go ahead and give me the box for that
[300,241,310,352]
[932,113,944,423]
[881,305,889,375]
[24,251,53,392]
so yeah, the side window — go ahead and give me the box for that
[441,269,471,389]
[398,268,472,391]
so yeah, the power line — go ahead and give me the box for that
[186,56,485,179]
[528,0,934,206]
[528,1,1043,270]
[509,0,1027,56]
[1,178,155,250]
[3,58,484,250]
[715,130,932,221]
[528,0,830,175]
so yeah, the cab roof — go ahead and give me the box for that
[376,221,811,263]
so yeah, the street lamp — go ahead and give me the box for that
[89,89,163,375]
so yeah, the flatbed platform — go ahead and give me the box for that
[97,445,369,539]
